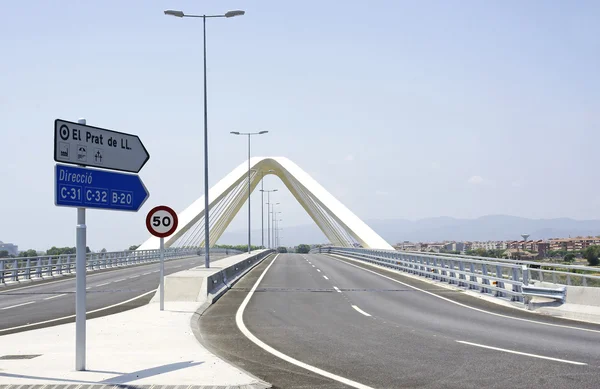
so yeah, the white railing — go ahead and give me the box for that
[313,246,571,303]
[0,247,242,284]
[415,251,600,287]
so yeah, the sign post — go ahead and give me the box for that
[146,206,178,311]
[75,119,87,372]
[54,118,150,371]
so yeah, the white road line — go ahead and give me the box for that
[1,301,35,310]
[312,265,315,268]
[317,269,321,273]
[0,290,156,334]
[456,340,587,366]
[236,255,374,389]
[142,272,152,276]
[96,282,110,287]
[43,293,68,301]
[333,286,341,293]
[351,305,372,317]
[86,287,92,290]
[327,254,600,335]
[114,278,127,282]
[323,276,329,280]
[129,275,140,279]
[152,270,159,273]
[174,265,182,268]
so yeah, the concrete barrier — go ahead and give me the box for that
[154,250,274,306]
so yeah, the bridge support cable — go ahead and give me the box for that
[208,170,262,247]
[137,157,393,251]
[290,178,347,246]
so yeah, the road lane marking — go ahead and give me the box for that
[43,293,68,300]
[143,272,152,276]
[129,275,139,279]
[96,282,111,287]
[333,286,341,293]
[0,290,156,334]
[456,340,587,366]
[351,305,372,317]
[323,276,329,280]
[1,301,35,310]
[327,254,600,335]
[114,278,127,282]
[236,255,375,389]
[312,265,315,268]
[317,269,321,273]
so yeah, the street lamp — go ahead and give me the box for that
[274,210,282,248]
[230,131,269,253]
[272,203,280,249]
[261,187,278,248]
[164,8,244,269]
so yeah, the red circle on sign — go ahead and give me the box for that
[146,206,178,238]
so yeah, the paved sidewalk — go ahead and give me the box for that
[0,300,269,388]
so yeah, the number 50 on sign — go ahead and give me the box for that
[146,206,178,238]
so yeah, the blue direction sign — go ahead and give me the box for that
[55,164,149,212]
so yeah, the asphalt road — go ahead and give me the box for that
[0,254,227,334]
[199,253,600,389]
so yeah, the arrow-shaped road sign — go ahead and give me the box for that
[54,119,150,173]
[55,164,149,212]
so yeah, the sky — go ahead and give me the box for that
[1,1,599,252]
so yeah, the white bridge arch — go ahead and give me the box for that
[138,157,392,250]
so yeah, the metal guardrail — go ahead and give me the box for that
[314,246,528,302]
[522,285,566,302]
[409,251,600,287]
[0,248,242,284]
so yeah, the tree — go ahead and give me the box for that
[583,245,600,266]
[0,250,9,258]
[277,247,288,253]
[564,253,576,263]
[19,249,38,257]
[295,244,311,254]
[100,248,107,253]
[128,245,140,251]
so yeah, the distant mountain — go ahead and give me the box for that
[217,215,600,246]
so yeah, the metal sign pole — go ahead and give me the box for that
[160,237,165,311]
[75,118,87,371]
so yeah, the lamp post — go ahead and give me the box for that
[261,188,278,248]
[272,203,280,248]
[230,131,269,253]
[164,8,244,268]
[274,210,282,248]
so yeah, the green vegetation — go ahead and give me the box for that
[214,244,262,252]
[128,245,140,251]
[465,248,506,258]
[295,244,311,254]
[583,245,600,266]
[46,246,91,256]
[0,250,9,258]
[564,253,576,263]
[19,249,38,257]
[277,247,288,253]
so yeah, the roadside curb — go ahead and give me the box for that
[190,253,276,389]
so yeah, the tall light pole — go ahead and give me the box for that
[272,203,280,248]
[261,188,277,248]
[164,8,245,268]
[230,131,269,253]
[274,210,282,248]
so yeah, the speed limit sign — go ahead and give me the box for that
[146,205,178,238]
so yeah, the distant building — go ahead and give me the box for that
[0,241,18,256]
[548,237,600,252]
